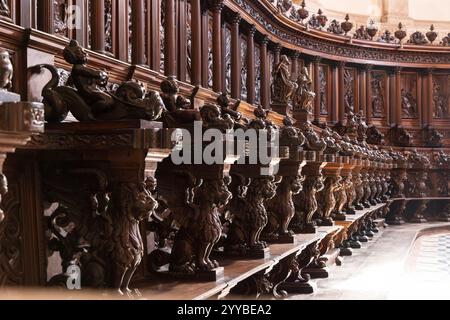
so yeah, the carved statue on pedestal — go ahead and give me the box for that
[317,176,341,226]
[264,175,304,240]
[169,176,232,273]
[271,55,296,105]
[292,173,325,233]
[293,67,316,113]
[226,176,278,254]
[333,175,349,220]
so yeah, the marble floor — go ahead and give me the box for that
[290,222,450,300]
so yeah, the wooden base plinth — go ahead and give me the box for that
[158,267,225,282]
[222,247,271,260]
[333,213,347,221]
[340,247,353,256]
[302,267,329,279]
[278,280,315,295]
[296,225,317,234]
[386,217,405,225]
[318,218,334,227]
[264,233,296,244]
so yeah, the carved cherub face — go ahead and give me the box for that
[0,50,10,64]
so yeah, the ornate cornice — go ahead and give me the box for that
[228,0,450,67]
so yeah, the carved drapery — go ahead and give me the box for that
[433,76,449,119]
[371,72,385,118]
[224,26,232,95]
[240,35,248,101]
[255,44,261,105]
[319,65,328,115]
[344,68,354,113]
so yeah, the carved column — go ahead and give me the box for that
[395,67,402,125]
[292,156,326,234]
[338,62,346,123]
[201,8,209,87]
[149,0,161,71]
[17,0,34,27]
[313,57,322,124]
[191,0,202,85]
[230,13,241,99]
[246,25,256,104]
[212,0,224,92]
[116,0,130,61]
[386,72,391,125]
[71,0,89,47]
[36,0,54,33]
[366,65,373,124]
[131,0,146,65]
[318,159,342,226]
[426,69,434,126]
[164,0,176,76]
[359,68,367,116]
[331,64,339,123]
[177,0,188,82]
[91,0,106,54]
[417,72,423,126]
[260,36,269,109]
[273,44,282,65]
[291,51,300,81]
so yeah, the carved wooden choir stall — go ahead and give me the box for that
[0,0,449,299]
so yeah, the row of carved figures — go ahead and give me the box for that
[3,39,448,296]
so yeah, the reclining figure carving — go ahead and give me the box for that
[32,40,164,123]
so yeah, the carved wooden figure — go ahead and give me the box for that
[263,118,306,243]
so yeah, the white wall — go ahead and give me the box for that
[409,0,450,22]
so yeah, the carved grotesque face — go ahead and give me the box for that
[262,177,277,200]
[291,175,304,194]
[199,178,232,208]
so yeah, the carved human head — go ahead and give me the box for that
[280,55,290,65]
[160,76,179,95]
[63,40,88,65]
